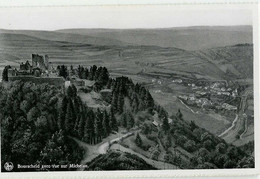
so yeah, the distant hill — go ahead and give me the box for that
[0,29,131,47]
[56,26,252,51]
[194,44,253,79]
[0,32,253,81]
[0,33,81,60]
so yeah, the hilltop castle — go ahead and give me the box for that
[8,54,50,77]
[7,54,64,87]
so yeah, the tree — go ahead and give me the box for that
[216,143,227,154]
[214,154,229,168]
[97,67,109,86]
[223,160,237,168]
[2,66,10,81]
[27,107,40,122]
[106,78,113,89]
[58,65,68,79]
[109,109,118,132]
[126,112,135,130]
[111,92,118,112]
[145,90,154,109]
[40,130,66,164]
[117,92,124,114]
[71,84,77,98]
[35,115,48,129]
[164,135,172,149]
[190,120,197,131]
[184,140,196,152]
[77,115,85,139]
[89,65,97,80]
[77,65,84,79]
[203,139,214,151]
[131,94,139,113]
[102,110,110,137]
[66,86,73,97]
[227,146,238,159]
[65,100,73,132]
[82,68,89,79]
[94,67,102,81]
[135,133,143,147]
[94,109,103,143]
[57,96,68,130]
[176,109,183,120]
[84,110,95,144]
[162,114,170,132]
[120,112,127,128]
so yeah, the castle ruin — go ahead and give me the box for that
[7,54,64,87]
[32,54,49,71]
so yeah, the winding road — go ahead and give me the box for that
[218,114,238,137]
[71,130,138,171]
[71,128,179,170]
[240,118,248,139]
[221,88,252,144]
[110,144,178,170]
[178,98,199,114]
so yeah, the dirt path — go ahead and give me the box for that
[71,131,137,171]
[218,114,238,137]
[110,144,179,170]
[221,89,252,144]
[178,99,199,114]
[240,118,248,139]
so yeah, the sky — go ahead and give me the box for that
[0,5,254,30]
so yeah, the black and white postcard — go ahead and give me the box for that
[0,2,259,178]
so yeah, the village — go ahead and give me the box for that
[152,77,239,113]
[178,80,238,112]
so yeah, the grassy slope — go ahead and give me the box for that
[194,44,253,79]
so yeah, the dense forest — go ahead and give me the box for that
[0,64,155,171]
[85,150,156,170]
[0,64,254,171]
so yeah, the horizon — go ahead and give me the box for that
[0,25,253,32]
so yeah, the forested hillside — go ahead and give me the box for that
[0,64,254,171]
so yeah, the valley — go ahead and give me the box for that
[0,26,254,150]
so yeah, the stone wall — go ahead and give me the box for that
[9,76,65,88]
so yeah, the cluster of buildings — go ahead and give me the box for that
[5,54,111,104]
[8,54,53,77]
[178,93,237,111]
[178,81,238,111]
[150,77,239,112]
[179,94,212,108]
[6,54,64,87]
[187,82,238,97]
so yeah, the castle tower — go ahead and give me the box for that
[32,54,45,70]
[32,54,37,68]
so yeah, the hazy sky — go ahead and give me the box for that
[0,5,253,30]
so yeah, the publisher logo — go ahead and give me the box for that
[4,162,14,171]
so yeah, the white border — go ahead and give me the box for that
[0,0,258,7]
[0,3,259,178]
